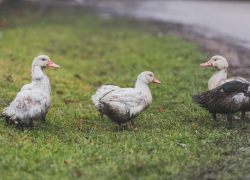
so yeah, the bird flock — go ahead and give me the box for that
[0,54,249,128]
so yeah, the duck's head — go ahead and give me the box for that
[200,55,229,70]
[137,71,161,84]
[32,55,60,69]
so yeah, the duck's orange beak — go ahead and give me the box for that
[153,77,161,84]
[48,60,60,68]
[200,60,212,67]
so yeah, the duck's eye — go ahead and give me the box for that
[214,59,217,61]
[42,58,45,61]
[149,74,153,77]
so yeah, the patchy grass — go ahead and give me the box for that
[0,5,250,180]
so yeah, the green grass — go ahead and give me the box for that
[0,5,250,180]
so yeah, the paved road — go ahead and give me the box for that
[88,1,250,49]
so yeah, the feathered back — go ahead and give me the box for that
[91,85,120,111]
[193,81,250,114]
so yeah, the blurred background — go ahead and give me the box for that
[1,0,250,78]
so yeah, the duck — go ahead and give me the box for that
[0,55,60,128]
[200,55,248,121]
[92,71,161,128]
[193,80,250,125]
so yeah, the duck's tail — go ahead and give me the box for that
[192,92,213,110]
[92,85,120,111]
[1,107,16,121]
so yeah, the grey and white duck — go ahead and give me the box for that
[195,55,249,123]
[193,80,250,125]
[0,55,60,128]
[92,71,161,128]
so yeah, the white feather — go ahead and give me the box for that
[1,55,57,126]
[92,71,160,124]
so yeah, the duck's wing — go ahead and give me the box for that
[101,88,147,118]
[20,84,32,91]
[193,81,250,114]
[92,85,121,111]
[219,77,248,86]
[3,90,49,122]
[20,82,34,91]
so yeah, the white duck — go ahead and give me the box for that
[200,55,248,121]
[92,71,161,128]
[0,55,60,128]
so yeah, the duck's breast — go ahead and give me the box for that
[9,90,49,122]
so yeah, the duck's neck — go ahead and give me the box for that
[32,66,51,95]
[208,69,227,90]
[135,80,152,106]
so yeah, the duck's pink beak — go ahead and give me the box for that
[48,60,60,68]
[200,60,212,67]
[153,77,161,84]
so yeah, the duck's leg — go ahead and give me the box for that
[32,119,38,129]
[241,111,246,120]
[6,117,10,125]
[15,121,23,130]
[227,113,234,125]
[6,117,14,126]
[131,119,134,129]
[15,124,23,130]
[212,113,217,122]
[100,113,103,121]
[42,114,47,124]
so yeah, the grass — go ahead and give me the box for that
[0,4,250,180]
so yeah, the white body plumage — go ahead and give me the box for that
[1,55,60,127]
[92,71,161,125]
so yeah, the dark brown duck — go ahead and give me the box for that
[193,81,250,125]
